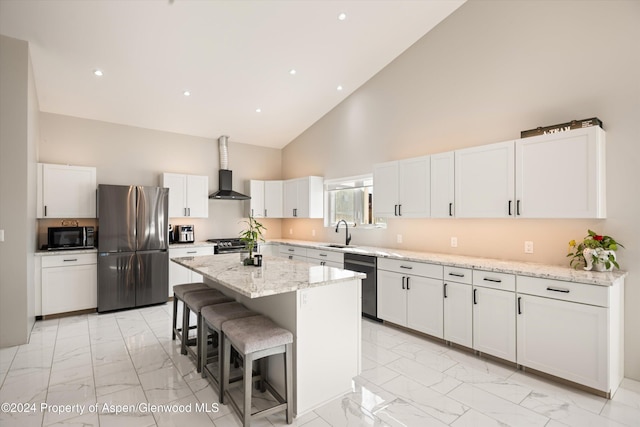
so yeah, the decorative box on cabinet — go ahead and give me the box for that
[37,163,97,218]
[161,173,208,218]
[41,253,97,315]
[283,176,323,218]
[373,156,430,218]
[516,275,623,396]
[377,258,444,337]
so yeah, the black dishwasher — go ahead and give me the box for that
[343,253,380,321]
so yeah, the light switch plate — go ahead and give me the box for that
[451,237,458,247]
[0,229,4,242]
[397,234,403,243]
[524,241,534,253]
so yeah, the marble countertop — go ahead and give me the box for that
[172,253,365,298]
[35,248,97,256]
[169,241,216,249]
[268,239,627,287]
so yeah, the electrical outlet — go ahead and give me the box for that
[311,229,316,237]
[289,228,293,235]
[397,234,403,243]
[524,241,534,254]
[451,237,458,247]
[0,229,4,242]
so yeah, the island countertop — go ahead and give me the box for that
[171,253,365,298]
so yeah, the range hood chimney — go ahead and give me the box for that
[208,135,251,200]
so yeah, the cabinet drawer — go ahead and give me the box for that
[279,245,307,257]
[517,276,609,307]
[170,246,213,258]
[444,266,472,284]
[378,258,442,279]
[473,270,516,292]
[42,253,97,268]
[306,248,344,264]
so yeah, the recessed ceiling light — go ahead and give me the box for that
[289,69,297,75]
[338,12,347,21]
[256,108,262,113]
[183,90,191,96]
[93,69,103,77]
[337,85,343,91]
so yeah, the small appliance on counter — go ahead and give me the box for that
[175,225,195,243]
[207,237,249,254]
[46,226,95,250]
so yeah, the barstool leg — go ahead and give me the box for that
[200,320,208,378]
[243,352,253,427]
[218,332,226,403]
[222,337,232,406]
[285,343,293,424]
[172,295,178,340]
[181,304,189,355]
[196,313,203,373]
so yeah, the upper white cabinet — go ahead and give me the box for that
[283,176,323,218]
[430,152,455,218]
[373,156,430,218]
[455,141,515,218]
[246,180,283,218]
[37,163,97,218]
[161,173,208,218]
[515,126,606,218]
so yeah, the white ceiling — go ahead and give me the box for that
[0,0,465,149]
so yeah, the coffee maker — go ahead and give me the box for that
[174,225,195,243]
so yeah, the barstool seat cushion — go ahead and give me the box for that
[223,315,293,354]
[183,289,233,311]
[201,302,258,330]
[173,283,209,299]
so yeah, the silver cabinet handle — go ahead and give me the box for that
[546,286,570,293]
[319,253,327,257]
[63,259,78,262]
[187,251,197,254]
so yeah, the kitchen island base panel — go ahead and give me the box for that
[205,277,361,417]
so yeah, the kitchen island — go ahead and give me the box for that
[171,253,364,416]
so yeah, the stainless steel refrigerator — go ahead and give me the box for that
[97,185,169,312]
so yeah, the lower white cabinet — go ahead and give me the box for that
[278,244,308,262]
[516,276,622,395]
[169,246,213,297]
[41,253,97,315]
[443,266,473,347]
[306,248,344,268]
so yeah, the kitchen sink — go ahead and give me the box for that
[324,243,356,248]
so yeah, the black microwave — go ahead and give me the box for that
[47,226,95,250]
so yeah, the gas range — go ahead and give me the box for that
[207,238,249,254]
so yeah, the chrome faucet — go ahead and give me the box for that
[335,219,351,246]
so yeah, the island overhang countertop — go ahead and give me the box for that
[171,253,365,298]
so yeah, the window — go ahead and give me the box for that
[324,175,386,228]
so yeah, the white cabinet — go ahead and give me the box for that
[37,163,97,218]
[161,173,208,218]
[430,152,455,218]
[306,248,344,268]
[373,156,430,218]
[377,258,444,337]
[278,244,308,262]
[41,253,97,315]
[246,180,283,218]
[472,270,516,362]
[455,141,514,218]
[443,266,473,347]
[516,276,623,395]
[515,126,606,218]
[283,176,323,218]
[169,246,213,296]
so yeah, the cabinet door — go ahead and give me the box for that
[264,180,283,218]
[398,156,430,218]
[473,287,516,362]
[40,163,97,218]
[443,281,473,347]
[455,141,514,218]
[247,180,265,218]
[296,178,310,218]
[377,270,407,326]
[515,127,605,218]
[162,173,187,217]
[406,276,443,338]
[42,264,97,315]
[430,152,455,218]
[186,175,208,218]
[517,293,608,391]
[283,179,298,218]
[373,161,399,217]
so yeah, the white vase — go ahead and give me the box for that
[583,248,616,272]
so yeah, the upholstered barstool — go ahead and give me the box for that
[222,315,293,426]
[182,289,234,372]
[172,282,210,343]
[200,302,259,402]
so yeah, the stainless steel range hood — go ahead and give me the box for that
[208,136,250,200]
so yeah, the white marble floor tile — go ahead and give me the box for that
[0,408,45,427]
[600,399,640,426]
[374,397,449,427]
[445,348,517,380]
[52,335,91,363]
[313,394,382,426]
[612,379,640,409]
[361,340,402,365]
[128,344,174,375]
[381,375,467,424]
[0,368,50,403]
[44,411,100,427]
[450,408,506,427]
[41,375,96,426]
[96,385,156,427]
[137,365,194,405]
[90,340,130,366]
[390,341,457,372]
[151,394,216,427]
[386,357,461,395]
[358,363,400,387]
[94,359,141,397]
[448,383,549,427]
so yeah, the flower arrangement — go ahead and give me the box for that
[567,229,624,271]
[239,215,266,265]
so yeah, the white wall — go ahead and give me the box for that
[0,35,38,347]
[281,1,640,379]
[38,113,283,241]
